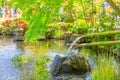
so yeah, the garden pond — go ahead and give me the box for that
[0,35,120,80]
[0,35,67,80]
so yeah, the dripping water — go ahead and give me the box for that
[67,35,85,55]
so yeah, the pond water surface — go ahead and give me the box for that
[0,36,67,80]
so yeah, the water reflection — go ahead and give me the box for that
[0,36,67,80]
[0,36,21,80]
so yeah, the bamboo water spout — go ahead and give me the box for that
[75,40,120,47]
[84,30,120,37]
[68,30,120,48]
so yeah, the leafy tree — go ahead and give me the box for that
[8,0,120,42]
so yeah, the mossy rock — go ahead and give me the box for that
[51,54,91,80]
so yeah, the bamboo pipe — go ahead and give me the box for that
[66,30,120,47]
[66,30,120,37]
[75,40,120,47]
[84,30,120,37]
[77,30,120,47]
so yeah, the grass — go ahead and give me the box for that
[92,55,120,80]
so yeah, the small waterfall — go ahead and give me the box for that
[49,35,95,80]
[67,35,85,55]
[66,35,95,80]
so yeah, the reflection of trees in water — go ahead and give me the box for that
[15,42,34,80]
[14,42,26,79]
[16,42,25,52]
[0,36,67,55]
[0,36,14,47]
[15,40,67,55]
[12,40,67,79]
[0,36,12,42]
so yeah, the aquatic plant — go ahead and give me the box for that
[11,54,31,68]
[11,53,50,80]
[32,56,50,80]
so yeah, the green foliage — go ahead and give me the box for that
[9,0,64,42]
[33,56,50,80]
[54,30,64,39]
[71,19,90,34]
[11,54,31,68]
[12,54,50,80]
[7,0,119,46]
[98,11,115,31]
[92,56,120,80]
[0,1,3,6]
[8,0,99,42]
[7,0,105,42]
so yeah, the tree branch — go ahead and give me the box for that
[106,0,120,17]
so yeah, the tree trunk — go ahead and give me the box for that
[106,0,120,17]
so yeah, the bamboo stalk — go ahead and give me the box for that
[75,40,120,47]
[84,30,120,37]
[65,30,120,47]
[65,30,120,37]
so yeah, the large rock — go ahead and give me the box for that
[50,54,91,80]
[63,54,91,75]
